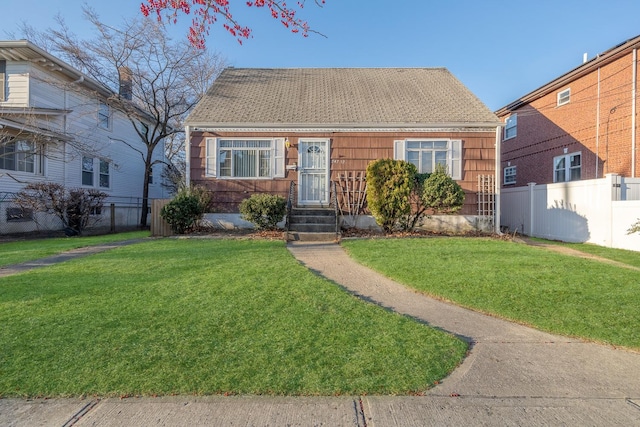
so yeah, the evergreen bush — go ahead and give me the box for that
[366,159,417,232]
[239,193,287,230]
[422,164,465,213]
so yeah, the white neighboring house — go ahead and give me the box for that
[0,40,168,234]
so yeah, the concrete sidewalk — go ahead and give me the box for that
[1,240,639,426]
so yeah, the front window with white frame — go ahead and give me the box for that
[98,101,111,130]
[504,114,517,140]
[82,156,110,188]
[205,138,285,179]
[0,139,42,174]
[554,152,581,182]
[557,88,570,106]
[504,165,516,185]
[394,139,462,179]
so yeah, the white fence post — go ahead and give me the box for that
[528,182,536,236]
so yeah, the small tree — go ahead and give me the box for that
[15,182,108,235]
[239,194,287,230]
[628,219,640,235]
[366,159,417,233]
[422,164,465,214]
[160,185,211,234]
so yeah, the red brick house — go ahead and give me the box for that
[185,68,501,230]
[496,35,640,188]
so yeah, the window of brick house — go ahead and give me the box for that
[554,152,581,182]
[504,166,516,185]
[504,114,517,140]
[557,88,571,106]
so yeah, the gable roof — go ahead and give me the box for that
[187,67,500,130]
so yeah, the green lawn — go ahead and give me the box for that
[0,239,466,398]
[528,237,640,268]
[0,231,150,267]
[342,237,640,350]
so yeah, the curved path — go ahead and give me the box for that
[287,241,640,425]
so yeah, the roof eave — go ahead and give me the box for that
[0,40,113,97]
[187,121,502,131]
[496,34,640,115]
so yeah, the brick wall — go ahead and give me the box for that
[500,49,640,187]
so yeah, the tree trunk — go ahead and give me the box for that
[140,154,152,228]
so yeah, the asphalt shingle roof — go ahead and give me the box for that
[187,68,499,127]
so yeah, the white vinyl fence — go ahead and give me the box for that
[501,174,640,251]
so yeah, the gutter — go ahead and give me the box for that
[633,48,637,177]
[187,121,503,132]
[185,125,191,186]
[494,126,502,235]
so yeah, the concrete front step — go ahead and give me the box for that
[289,215,336,225]
[285,231,340,242]
[288,224,336,233]
[291,208,335,216]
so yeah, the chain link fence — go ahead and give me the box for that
[0,191,147,238]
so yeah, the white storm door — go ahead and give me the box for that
[298,139,330,206]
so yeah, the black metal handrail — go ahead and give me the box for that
[285,181,295,232]
[331,180,340,235]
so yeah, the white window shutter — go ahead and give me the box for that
[273,138,285,178]
[206,138,217,177]
[0,60,6,101]
[393,140,405,160]
[450,139,462,180]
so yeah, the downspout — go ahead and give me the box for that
[596,67,601,178]
[184,125,191,186]
[632,48,637,177]
[494,125,502,235]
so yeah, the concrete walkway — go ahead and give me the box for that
[1,239,640,426]
[0,239,148,278]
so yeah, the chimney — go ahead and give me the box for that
[583,53,588,64]
[118,66,132,100]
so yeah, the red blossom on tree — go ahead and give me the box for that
[140,0,325,48]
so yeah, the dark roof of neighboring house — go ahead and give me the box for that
[187,67,500,129]
[496,34,640,115]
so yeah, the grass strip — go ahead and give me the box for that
[528,237,640,268]
[342,237,640,350]
[0,238,466,397]
[0,231,149,267]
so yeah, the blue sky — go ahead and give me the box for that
[4,0,640,110]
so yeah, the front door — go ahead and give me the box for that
[298,139,330,206]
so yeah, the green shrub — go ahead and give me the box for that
[239,194,287,230]
[160,186,211,234]
[421,164,465,213]
[366,159,417,232]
